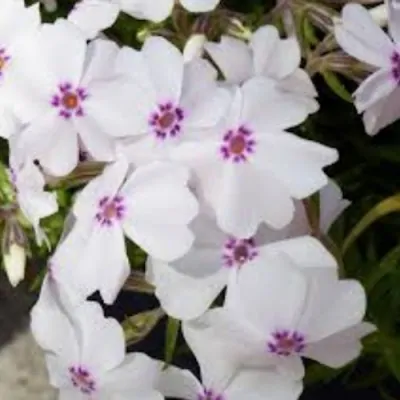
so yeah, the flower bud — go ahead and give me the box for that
[183,34,206,63]
[40,0,58,13]
[3,243,26,287]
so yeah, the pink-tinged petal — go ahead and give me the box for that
[298,278,367,342]
[30,275,79,363]
[303,322,376,368]
[68,0,120,40]
[205,37,253,84]
[354,69,396,112]
[180,0,220,12]
[388,0,400,44]
[335,4,394,67]
[225,368,303,400]
[362,85,400,135]
[149,257,228,320]
[319,180,351,233]
[103,353,161,393]
[241,77,310,132]
[73,159,128,221]
[73,301,125,376]
[228,253,308,336]
[157,366,201,400]
[39,119,79,177]
[142,36,184,101]
[257,132,338,199]
[216,163,294,236]
[82,38,120,84]
[119,0,173,22]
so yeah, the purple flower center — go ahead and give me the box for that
[222,237,258,268]
[95,195,125,226]
[267,330,306,356]
[69,366,96,395]
[149,102,184,140]
[391,51,400,83]
[51,82,88,119]
[220,125,256,163]
[198,388,225,400]
[0,48,11,78]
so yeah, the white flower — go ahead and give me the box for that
[31,275,163,400]
[205,25,319,113]
[115,36,230,166]
[182,236,375,382]
[9,153,58,246]
[0,0,40,132]
[68,0,221,39]
[173,78,338,238]
[147,211,280,321]
[52,159,198,304]
[5,20,137,177]
[158,364,302,400]
[335,2,400,135]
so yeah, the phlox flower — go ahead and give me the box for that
[182,236,375,383]
[31,275,164,400]
[115,36,230,166]
[51,159,198,304]
[205,25,319,114]
[5,20,138,176]
[173,77,338,238]
[335,2,400,135]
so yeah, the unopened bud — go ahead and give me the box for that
[3,243,26,287]
[40,0,58,13]
[370,4,388,27]
[183,34,206,62]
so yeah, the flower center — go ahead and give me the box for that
[267,330,306,356]
[220,126,256,163]
[222,237,258,268]
[69,366,96,395]
[0,48,11,77]
[51,82,88,119]
[95,195,125,227]
[149,102,185,140]
[198,388,225,400]
[391,51,400,83]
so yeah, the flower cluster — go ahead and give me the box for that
[1,0,395,399]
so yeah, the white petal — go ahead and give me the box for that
[103,353,161,392]
[241,77,310,132]
[227,253,308,336]
[298,278,367,342]
[319,179,351,233]
[205,37,253,84]
[180,0,220,12]
[157,366,201,400]
[142,36,184,101]
[257,132,338,199]
[225,368,303,400]
[388,0,400,44]
[363,84,400,135]
[354,69,396,112]
[30,275,78,362]
[150,257,228,320]
[119,0,173,22]
[68,0,120,40]
[304,322,376,368]
[335,4,394,67]
[73,301,125,376]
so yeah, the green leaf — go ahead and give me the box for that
[384,341,400,382]
[342,194,400,254]
[122,308,164,346]
[164,317,180,367]
[321,70,353,103]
